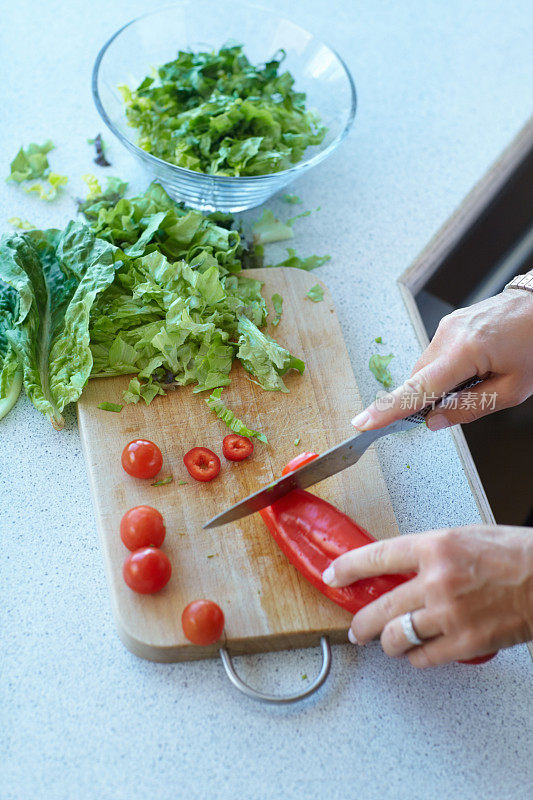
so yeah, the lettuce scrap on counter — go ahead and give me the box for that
[369,353,394,389]
[0,182,304,427]
[7,140,55,183]
[119,44,326,176]
[7,140,68,201]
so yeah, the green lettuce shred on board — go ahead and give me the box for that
[206,387,267,443]
[369,353,394,389]
[120,44,326,177]
[0,182,304,424]
[306,283,324,302]
[271,293,283,327]
[7,140,54,183]
[97,401,123,412]
[151,475,173,486]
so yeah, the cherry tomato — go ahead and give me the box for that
[120,506,166,551]
[181,599,225,645]
[183,447,221,482]
[121,439,163,479]
[123,547,171,594]
[282,452,319,476]
[222,434,254,462]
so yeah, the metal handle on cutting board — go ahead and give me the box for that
[219,636,332,704]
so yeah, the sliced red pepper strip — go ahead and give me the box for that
[259,488,412,615]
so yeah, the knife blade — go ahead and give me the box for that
[203,375,482,529]
[203,424,394,529]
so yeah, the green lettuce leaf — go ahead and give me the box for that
[306,283,324,302]
[24,172,68,201]
[77,175,128,220]
[205,387,267,442]
[7,140,54,183]
[0,224,121,427]
[0,282,23,420]
[369,353,394,389]
[97,401,123,412]
[266,248,331,270]
[237,315,304,392]
[9,218,35,230]
[282,194,302,204]
[123,376,165,405]
[252,209,294,245]
[271,293,283,326]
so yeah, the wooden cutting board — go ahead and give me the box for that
[78,268,400,662]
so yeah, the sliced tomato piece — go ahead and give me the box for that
[281,452,319,476]
[183,447,221,482]
[222,434,254,462]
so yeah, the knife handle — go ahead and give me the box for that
[404,375,483,423]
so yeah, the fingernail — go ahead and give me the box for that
[351,411,370,430]
[348,628,358,645]
[322,565,337,587]
[426,414,449,431]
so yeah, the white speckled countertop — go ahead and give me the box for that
[1,2,532,798]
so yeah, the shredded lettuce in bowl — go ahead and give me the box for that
[119,44,326,176]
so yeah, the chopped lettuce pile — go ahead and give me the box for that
[0,182,305,428]
[120,44,326,176]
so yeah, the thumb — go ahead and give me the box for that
[425,376,512,429]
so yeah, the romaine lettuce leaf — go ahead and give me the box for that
[0,224,121,428]
[0,282,23,420]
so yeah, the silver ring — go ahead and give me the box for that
[400,612,423,646]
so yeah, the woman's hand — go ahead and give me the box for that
[351,289,533,432]
[322,525,533,666]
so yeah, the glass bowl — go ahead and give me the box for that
[92,1,356,212]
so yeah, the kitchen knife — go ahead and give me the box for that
[203,377,481,529]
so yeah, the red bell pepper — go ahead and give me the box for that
[259,488,412,615]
